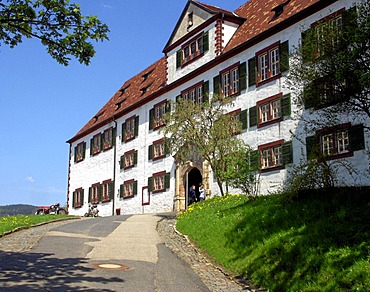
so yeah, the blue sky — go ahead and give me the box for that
[0,0,246,207]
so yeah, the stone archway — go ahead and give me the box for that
[173,159,210,211]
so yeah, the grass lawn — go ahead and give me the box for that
[0,214,72,236]
[176,188,370,291]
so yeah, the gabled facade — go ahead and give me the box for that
[67,0,369,217]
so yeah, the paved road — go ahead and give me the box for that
[0,215,209,291]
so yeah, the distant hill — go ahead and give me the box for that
[0,204,38,216]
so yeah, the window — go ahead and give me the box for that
[72,188,84,208]
[90,134,102,156]
[258,140,293,172]
[176,32,209,68]
[258,45,280,83]
[103,127,114,150]
[101,180,113,202]
[74,142,86,163]
[148,171,170,193]
[179,81,209,105]
[120,180,137,199]
[89,183,101,204]
[120,150,138,169]
[306,124,365,160]
[122,116,139,142]
[226,109,248,135]
[249,93,291,128]
[214,63,246,97]
[148,139,168,161]
[248,41,289,87]
[149,100,169,130]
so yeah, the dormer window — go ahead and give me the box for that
[119,84,130,96]
[141,83,152,95]
[271,0,290,17]
[142,69,154,82]
[176,31,209,68]
[116,98,127,110]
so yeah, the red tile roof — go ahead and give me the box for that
[225,0,321,52]
[68,0,327,143]
[72,57,167,139]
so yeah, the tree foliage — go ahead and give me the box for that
[162,96,245,196]
[288,0,370,121]
[0,0,109,65]
[222,145,260,198]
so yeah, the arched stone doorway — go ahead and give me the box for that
[173,159,210,212]
[186,167,202,208]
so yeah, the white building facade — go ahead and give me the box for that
[67,0,369,217]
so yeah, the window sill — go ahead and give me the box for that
[123,195,134,200]
[325,151,353,161]
[181,52,204,69]
[257,73,281,87]
[153,154,166,161]
[258,117,283,128]
[260,165,285,173]
[152,188,166,194]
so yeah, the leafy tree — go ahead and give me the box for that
[162,95,246,197]
[0,0,109,65]
[288,0,370,122]
[223,145,260,198]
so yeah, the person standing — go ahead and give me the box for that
[199,184,206,201]
[189,185,197,205]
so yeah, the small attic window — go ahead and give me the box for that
[141,83,152,95]
[271,0,290,17]
[93,111,105,122]
[188,12,193,28]
[119,84,131,96]
[142,69,154,82]
[116,98,127,110]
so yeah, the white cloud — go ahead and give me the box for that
[25,176,35,183]
[102,4,113,9]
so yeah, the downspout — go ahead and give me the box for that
[112,117,117,216]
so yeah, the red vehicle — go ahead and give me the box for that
[35,203,67,215]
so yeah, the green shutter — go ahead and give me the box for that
[148,177,153,192]
[176,94,182,103]
[133,181,138,195]
[303,83,315,109]
[239,62,247,91]
[81,189,84,207]
[202,81,209,104]
[74,146,77,163]
[248,57,256,86]
[282,141,293,164]
[90,138,93,156]
[176,49,182,68]
[148,145,153,160]
[301,27,315,63]
[165,173,170,189]
[112,128,116,146]
[121,122,126,142]
[281,94,291,117]
[134,116,139,137]
[100,133,104,151]
[98,184,102,202]
[88,187,92,203]
[213,75,220,97]
[165,140,170,155]
[279,40,289,73]
[72,191,76,208]
[306,135,318,160]
[120,155,124,169]
[349,124,365,152]
[149,108,154,130]
[203,31,209,52]
[250,150,259,170]
[239,109,248,129]
[249,106,257,127]
[82,142,86,160]
[133,150,138,166]
[120,184,124,198]
[109,181,114,200]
